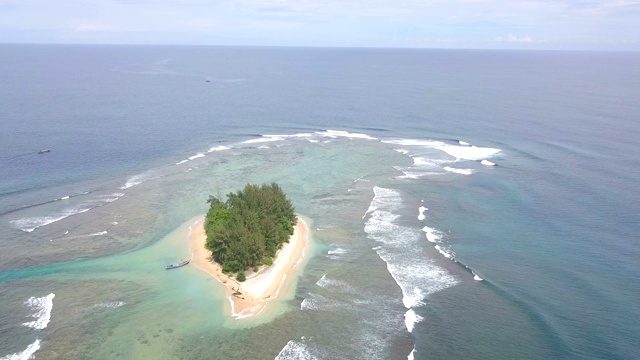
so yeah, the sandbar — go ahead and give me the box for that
[189,216,309,319]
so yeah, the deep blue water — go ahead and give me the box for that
[1,45,639,359]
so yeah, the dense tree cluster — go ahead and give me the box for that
[204,183,297,280]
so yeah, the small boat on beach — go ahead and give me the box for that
[165,259,190,270]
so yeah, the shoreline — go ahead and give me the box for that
[189,216,309,319]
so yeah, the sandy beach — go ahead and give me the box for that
[189,216,309,319]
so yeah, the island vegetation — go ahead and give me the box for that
[204,183,297,281]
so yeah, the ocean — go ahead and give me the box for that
[0,45,639,360]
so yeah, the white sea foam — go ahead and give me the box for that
[316,275,351,292]
[404,309,423,333]
[0,339,41,360]
[481,159,496,166]
[242,136,285,144]
[412,156,438,167]
[88,231,107,236]
[188,153,205,160]
[262,133,313,139]
[473,273,484,281]
[102,193,124,203]
[315,129,377,140]
[327,248,347,255]
[408,348,416,360]
[417,206,428,221]
[439,145,500,161]
[398,171,442,179]
[365,187,459,311]
[443,166,473,175]
[434,245,454,259]
[175,159,189,165]
[59,196,70,200]
[383,139,500,161]
[275,340,316,360]
[22,293,54,330]
[12,207,91,232]
[300,297,317,311]
[382,139,442,147]
[207,145,230,152]
[120,174,146,189]
[94,301,125,308]
[394,149,409,154]
[459,140,470,146]
[422,226,443,243]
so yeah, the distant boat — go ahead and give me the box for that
[205,79,211,83]
[165,259,190,270]
[38,149,50,154]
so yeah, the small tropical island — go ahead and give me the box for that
[189,183,310,319]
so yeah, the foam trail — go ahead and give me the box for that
[459,140,470,146]
[22,293,55,330]
[208,145,230,152]
[327,248,347,255]
[12,208,91,232]
[316,275,351,292]
[94,301,125,308]
[481,159,495,166]
[243,136,285,144]
[0,339,41,360]
[59,196,70,200]
[275,341,316,360]
[188,153,205,160]
[102,193,124,203]
[417,206,428,221]
[120,174,147,189]
[315,129,377,140]
[175,159,189,165]
[443,166,473,175]
[89,231,108,236]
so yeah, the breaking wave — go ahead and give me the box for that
[0,339,41,360]
[364,187,458,326]
[120,174,147,189]
[405,309,423,333]
[11,207,91,232]
[22,293,55,330]
[443,166,474,175]
[208,145,231,152]
[10,193,125,232]
[188,153,205,160]
[315,129,378,140]
[275,340,316,360]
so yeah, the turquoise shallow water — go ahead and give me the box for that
[1,46,639,359]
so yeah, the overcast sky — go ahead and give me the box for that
[1,0,638,50]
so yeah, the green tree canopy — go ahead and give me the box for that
[204,183,297,278]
